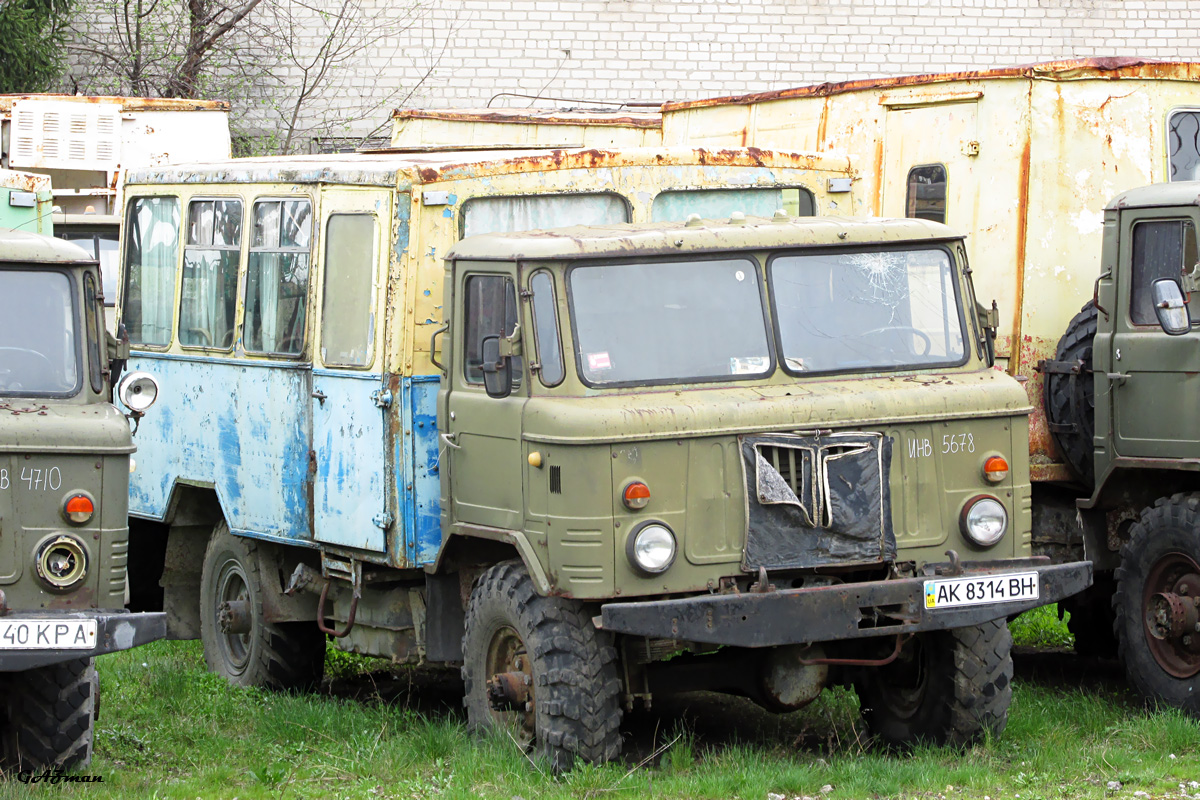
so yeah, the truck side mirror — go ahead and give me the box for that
[1152,278,1191,336]
[480,335,512,398]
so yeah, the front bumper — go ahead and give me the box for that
[0,610,167,671]
[599,558,1092,648]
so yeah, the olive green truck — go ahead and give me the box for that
[0,229,164,771]
[115,164,1091,768]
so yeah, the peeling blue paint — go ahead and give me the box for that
[393,194,411,259]
[442,207,454,219]
[399,375,442,565]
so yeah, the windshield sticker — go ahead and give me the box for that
[730,356,769,375]
[587,352,612,371]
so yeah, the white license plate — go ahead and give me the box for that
[0,619,98,650]
[924,572,1039,609]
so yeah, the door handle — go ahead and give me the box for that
[440,432,461,450]
[1106,372,1129,386]
[312,389,327,404]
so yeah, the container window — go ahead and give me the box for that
[530,271,564,386]
[462,194,628,238]
[905,165,947,224]
[1130,219,1200,326]
[180,199,242,350]
[1169,111,1200,182]
[463,275,522,387]
[123,197,180,346]
[83,272,104,394]
[651,187,815,221]
[320,214,377,367]
[245,199,312,356]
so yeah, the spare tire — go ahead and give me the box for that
[1045,301,1098,487]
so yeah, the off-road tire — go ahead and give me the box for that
[1113,494,1200,715]
[0,658,95,771]
[461,561,622,772]
[855,620,1012,748]
[1063,573,1118,658]
[200,522,325,691]
[1045,300,1098,487]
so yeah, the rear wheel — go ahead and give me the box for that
[0,658,95,771]
[1045,301,1098,487]
[461,561,622,771]
[855,620,1012,748]
[200,522,325,690]
[1114,494,1200,715]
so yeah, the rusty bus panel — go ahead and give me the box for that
[391,108,664,150]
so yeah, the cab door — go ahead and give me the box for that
[1111,210,1200,459]
[445,263,525,531]
[311,190,392,551]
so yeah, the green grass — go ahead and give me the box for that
[2,628,1198,799]
[1009,604,1075,649]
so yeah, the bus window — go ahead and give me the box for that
[320,214,377,367]
[123,197,180,346]
[905,165,947,224]
[245,199,312,356]
[180,199,242,349]
[651,187,815,221]
[461,193,628,238]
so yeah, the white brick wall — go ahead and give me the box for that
[65,0,1200,144]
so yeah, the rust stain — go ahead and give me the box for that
[1008,91,1033,379]
[663,59,1200,113]
[871,138,884,216]
[1020,335,1060,464]
[817,97,830,150]
[0,170,50,192]
[391,107,663,130]
[0,94,229,113]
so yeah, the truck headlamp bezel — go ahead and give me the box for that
[33,533,90,592]
[960,495,1008,547]
[626,521,677,575]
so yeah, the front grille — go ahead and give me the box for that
[757,444,808,495]
[550,465,562,494]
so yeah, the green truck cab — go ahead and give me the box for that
[0,229,164,771]
[1042,181,1200,714]
[439,213,1091,767]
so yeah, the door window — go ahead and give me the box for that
[123,197,180,346]
[180,199,242,349]
[320,214,377,367]
[1168,110,1200,182]
[1130,219,1200,326]
[530,271,564,386]
[463,275,522,387]
[245,199,312,356]
[905,165,947,224]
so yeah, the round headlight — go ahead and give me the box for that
[961,496,1007,547]
[34,534,89,592]
[626,522,677,574]
[118,371,160,413]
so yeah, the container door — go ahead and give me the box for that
[1111,211,1200,460]
[445,265,525,531]
[311,190,391,552]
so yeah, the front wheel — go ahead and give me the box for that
[1114,494,1200,715]
[200,522,325,690]
[461,561,622,772]
[854,620,1012,748]
[0,658,96,771]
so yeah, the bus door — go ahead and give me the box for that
[311,190,392,552]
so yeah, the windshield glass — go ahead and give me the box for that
[570,258,771,385]
[770,247,966,373]
[0,270,80,395]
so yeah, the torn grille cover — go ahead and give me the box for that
[741,432,895,571]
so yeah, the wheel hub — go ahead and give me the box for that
[218,600,252,635]
[484,626,535,743]
[1142,559,1200,678]
[487,669,531,712]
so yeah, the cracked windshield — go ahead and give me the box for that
[571,257,771,384]
[771,247,966,373]
[0,270,79,395]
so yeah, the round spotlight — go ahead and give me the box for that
[626,522,677,574]
[960,495,1008,547]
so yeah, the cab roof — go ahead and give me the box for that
[1106,181,1200,211]
[123,146,851,188]
[0,228,94,265]
[447,214,960,262]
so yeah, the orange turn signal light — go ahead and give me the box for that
[983,456,1009,484]
[64,494,95,524]
[623,481,651,510]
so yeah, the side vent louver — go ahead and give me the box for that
[549,465,562,494]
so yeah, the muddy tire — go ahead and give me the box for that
[1045,301,1098,487]
[461,561,622,771]
[1,658,95,771]
[855,620,1012,748]
[1113,494,1200,715]
[200,522,325,691]
[1062,573,1119,658]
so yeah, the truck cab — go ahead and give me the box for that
[0,229,164,771]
